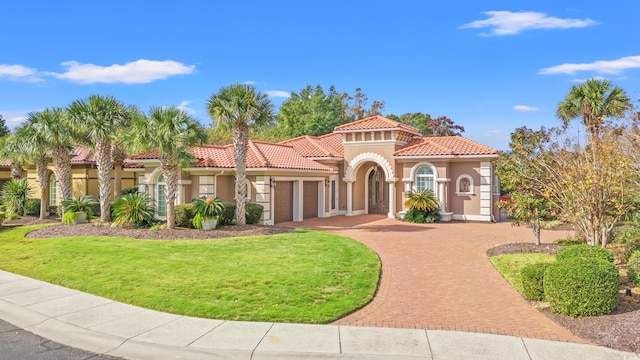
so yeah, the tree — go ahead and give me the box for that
[276,84,350,137]
[0,135,26,180]
[112,106,142,198]
[128,106,206,229]
[69,95,128,222]
[342,88,385,120]
[0,114,9,138]
[387,112,433,135]
[428,116,465,136]
[557,78,630,141]
[495,127,554,244]
[207,83,274,225]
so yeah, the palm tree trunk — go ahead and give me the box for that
[10,161,23,180]
[161,163,179,229]
[52,146,72,205]
[36,162,48,220]
[95,139,113,222]
[233,125,248,225]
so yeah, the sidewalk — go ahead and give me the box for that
[0,270,637,360]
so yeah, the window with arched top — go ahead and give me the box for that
[156,174,167,217]
[456,174,474,195]
[49,174,57,206]
[415,166,435,193]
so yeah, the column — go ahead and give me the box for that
[346,181,353,216]
[438,181,446,211]
[387,180,396,218]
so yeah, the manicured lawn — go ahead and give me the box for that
[490,253,555,294]
[0,225,380,324]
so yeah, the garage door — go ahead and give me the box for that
[303,181,319,219]
[274,181,293,223]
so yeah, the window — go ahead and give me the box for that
[415,166,435,193]
[199,176,215,198]
[456,174,474,195]
[156,174,167,217]
[493,175,500,195]
[330,180,336,211]
[49,174,57,206]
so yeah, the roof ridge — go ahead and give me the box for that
[248,141,269,167]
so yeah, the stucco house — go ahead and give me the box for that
[127,116,501,225]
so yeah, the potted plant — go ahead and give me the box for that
[192,196,225,230]
[61,195,97,224]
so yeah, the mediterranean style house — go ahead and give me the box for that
[127,116,501,225]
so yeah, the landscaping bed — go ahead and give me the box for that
[489,243,640,353]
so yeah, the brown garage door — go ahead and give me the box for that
[303,181,319,219]
[274,181,293,224]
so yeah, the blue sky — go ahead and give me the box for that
[1,1,638,150]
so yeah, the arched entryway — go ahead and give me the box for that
[367,165,388,214]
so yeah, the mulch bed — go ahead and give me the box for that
[489,242,640,353]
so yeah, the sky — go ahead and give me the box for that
[1,1,639,151]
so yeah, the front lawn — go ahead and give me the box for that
[0,225,380,324]
[490,253,555,294]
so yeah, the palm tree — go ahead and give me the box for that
[128,106,206,229]
[557,78,630,141]
[112,106,143,198]
[68,95,128,222]
[0,135,26,180]
[207,83,274,225]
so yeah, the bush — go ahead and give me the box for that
[62,210,78,225]
[544,258,619,317]
[521,262,551,301]
[122,186,139,196]
[556,244,614,263]
[112,193,156,228]
[24,199,41,216]
[553,238,584,246]
[404,208,440,223]
[628,251,640,284]
[0,179,33,216]
[0,211,5,225]
[175,204,194,228]
[246,203,263,224]
[218,202,236,226]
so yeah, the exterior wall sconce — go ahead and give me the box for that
[325,178,331,187]
[270,176,276,188]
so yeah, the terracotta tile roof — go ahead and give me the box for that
[279,133,343,158]
[70,145,95,163]
[0,160,12,167]
[394,136,499,157]
[334,115,421,135]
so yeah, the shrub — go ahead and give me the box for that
[218,202,236,226]
[544,258,619,317]
[246,203,264,224]
[0,179,33,216]
[628,251,640,284]
[556,244,614,263]
[112,193,156,228]
[0,211,5,225]
[122,186,139,196]
[553,238,584,246]
[175,204,194,228]
[521,262,551,301]
[62,210,78,225]
[191,197,225,229]
[24,199,41,216]
[404,208,440,223]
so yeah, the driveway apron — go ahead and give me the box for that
[285,215,586,343]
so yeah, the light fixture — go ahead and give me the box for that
[325,178,331,187]
[270,176,276,188]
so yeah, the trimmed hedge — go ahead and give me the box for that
[544,258,619,317]
[246,203,263,224]
[218,202,235,226]
[24,199,41,216]
[177,202,263,227]
[556,244,614,263]
[175,204,194,228]
[628,251,640,284]
[521,262,551,301]
[0,211,5,224]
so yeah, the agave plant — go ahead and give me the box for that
[0,179,33,217]
[112,193,156,227]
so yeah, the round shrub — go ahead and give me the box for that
[556,244,614,263]
[521,262,551,301]
[24,198,41,216]
[218,202,236,226]
[174,204,194,228]
[544,258,619,317]
[246,203,264,224]
[627,250,640,284]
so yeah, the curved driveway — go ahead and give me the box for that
[286,215,586,343]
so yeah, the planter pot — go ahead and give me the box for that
[440,212,453,222]
[201,218,218,231]
[74,211,87,224]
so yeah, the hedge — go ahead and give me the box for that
[175,202,263,227]
[555,244,614,263]
[628,251,640,284]
[24,199,41,216]
[521,262,551,301]
[174,204,194,228]
[544,258,619,317]
[0,211,5,224]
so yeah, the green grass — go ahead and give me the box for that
[0,224,380,324]
[490,253,555,294]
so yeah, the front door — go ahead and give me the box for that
[368,165,388,214]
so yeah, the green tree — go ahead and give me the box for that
[207,83,274,225]
[429,116,465,136]
[127,106,207,229]
[276,84,350,137]
[557,78,630,141]
[69,95,128,222]
[112,105,143,198]
[0,114,9,138]
[342,87,385,120]
[387,112,433,135]
[0,135,26,180]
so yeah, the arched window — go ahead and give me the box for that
[456,174,474,195]
[49,174,57,206]
[156,174,167,217]
[415,166,435,193]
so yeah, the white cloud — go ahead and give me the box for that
[460,11,597,36]
[0,64,43,82]
[540,56,640,75]
[0,110,31,129]
[242,81,256,85]
[51,59,195,84]
[513,105,540,112]
[485,129,505,137]
[266,90,291,98]
[177,100,198,115]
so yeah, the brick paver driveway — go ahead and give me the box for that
[285,215,586,343]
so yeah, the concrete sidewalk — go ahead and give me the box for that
[0,270,637,360]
